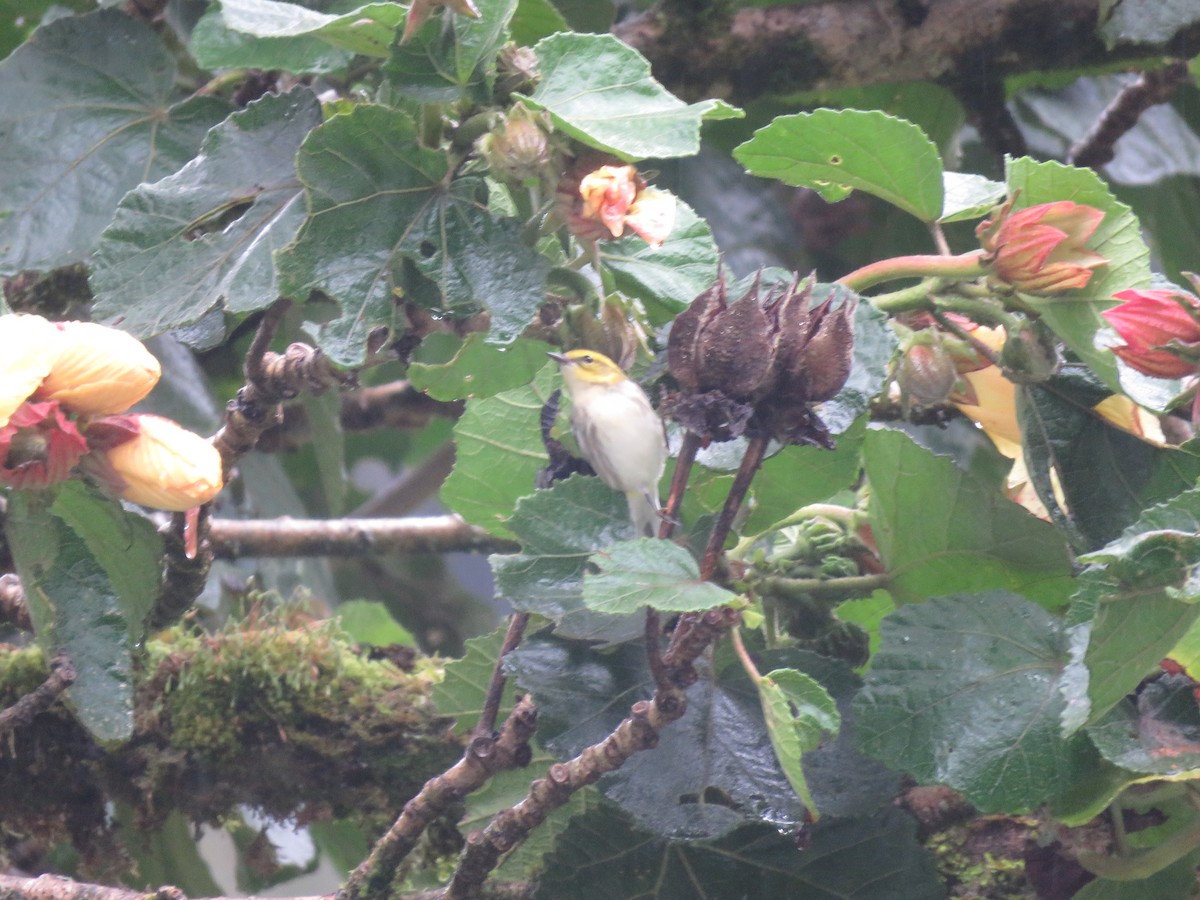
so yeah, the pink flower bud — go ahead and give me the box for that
[0,314,65,427]
[1102,288,1200,379]
[35,321,161,416]
[101,415,223,511]
[0,401,88,488]
[977,201,1107,294]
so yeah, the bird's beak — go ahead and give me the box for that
[547,351,570,365]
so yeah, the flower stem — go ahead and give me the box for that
[699,434,769,581]
[730,626,762,683]
[837,250,988,293]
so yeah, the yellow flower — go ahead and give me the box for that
[549,349,667,536]
[35,321,160,415]
[103,414,223,511]
[0,314,65,427]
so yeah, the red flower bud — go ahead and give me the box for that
[0,401,88,488]
[977,201,1106,294]
[1102,288,1200,379]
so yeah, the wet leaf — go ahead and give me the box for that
[535,802,942,900]
[862,427,1074,608]
[492,475,643,643]
[5,481,163,742]
[583,538,735,614]
[441,363,556,538]
[510,639,895,837]
[91,89,321,337]
[279,104,546,365]
[855,591,1094,812]
[0,10,230,274]
[408,333,554,401]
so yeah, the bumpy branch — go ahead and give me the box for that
[614,0,1200,105]
[341,695,539,900]
[1069,60,1193,168]
[212,300,356,473]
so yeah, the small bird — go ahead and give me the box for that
[549,349,667,537]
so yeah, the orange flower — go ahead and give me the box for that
[558,159,675,248]
[35,321,161,415]
[977,201,1106,294]
[101,415,223,511]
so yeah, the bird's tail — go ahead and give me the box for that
[626,489,661,538]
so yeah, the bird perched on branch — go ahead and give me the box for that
[549,349,667,537]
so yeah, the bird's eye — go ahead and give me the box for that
[582,355,594,364]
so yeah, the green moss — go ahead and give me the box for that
[0,642,47,702]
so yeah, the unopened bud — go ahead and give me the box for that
[478,107,552,185]
[494,44,539,102]
[102,415,223,511]
[897,341,958,406]
[0,314,65,427]
[35,321,160,416]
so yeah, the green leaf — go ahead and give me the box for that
[191,3,352,74]
[862,427,1074,608]
[336,600,415,647]
[441,363,555,539]
[1005,157,1152,394]
[205,0,405,56]
[0,9,231,274]
[854,591,1093,812]
[757,668,840,816]
[733,109,944,221]
[432,625,517,734]
[278,105,547,364]
[385,0,517,104]
[1067,488,1200,729]
[509,0,567,45]
[598,198,718,325]
[583,538,736,615]
[5,482,164,742]
[408,333,555,401]
[939,172,1005,222]
[492,475,643,643]
[1017,367,1200,550]
[48,480,163,637]
[90,89,321,337]
[511,639,896,836]
[521,33,742,161]
[535,803,943,900]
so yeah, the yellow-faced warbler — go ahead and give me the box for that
[549,349,667,536]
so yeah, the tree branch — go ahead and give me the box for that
[206,515,518,558]
[614,0,1200,105]
[342,696,539,900]
[0,653,74,735]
